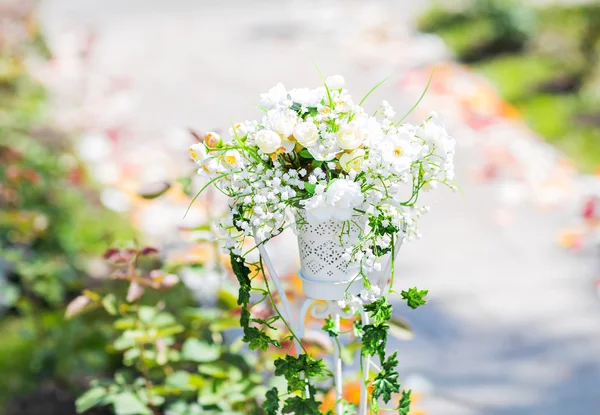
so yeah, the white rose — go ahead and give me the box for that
[303,179,364,223]
[255,130,281,154]
[336,123,364,150]
[273,112,297,138]
[326,179,364,221]
[326,74,345,90]
[189,143,208,162]
[293,122,319,147]
[339,149,365,172]
[222,149,242,169]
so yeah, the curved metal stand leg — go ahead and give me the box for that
[359,307,370,415]
[332,310,343,415]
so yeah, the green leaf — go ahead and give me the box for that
[109,392,152,415]
[138,181,171,199]
[217,288,238,310]
[299,148,313,159]
[209,315,240,332]
[397,389,412,415]
[274,354,326,392]
[322,318,338,337]
[401,287,428,309]
[282,396,321,415]
[230,253,251,306]
[304,182,317,194]
[102,294,117,315]
[76,387,107,413]
[263,387,279,415]
[0,282,20,307]
[138,306,157,323]
[362,324,389,361]
[372,352,400,403]
[181,338,221,362]
[165,370,199,390]
[363,298,392,325]
[243,326,280,351]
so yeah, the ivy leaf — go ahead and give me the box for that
[372,352,400,403]
[274,354,326,392]
[401,287,428,309]
[363,298,392,325]
[263,387,279,415]
[397,389,412,415]
[362,324,388,361]
[322,318,338,337]
[252,316,279,330]
[243,326,280,351]
[230,253,251,305]
[282,396,321,415]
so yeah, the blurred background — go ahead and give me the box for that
[2,0,600,414]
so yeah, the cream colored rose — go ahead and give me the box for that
[339,149,365,172]
[255,130,281,154]
[336,124,364,150]
[293,122,319,147]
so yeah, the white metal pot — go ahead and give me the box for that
[295,211,367,300]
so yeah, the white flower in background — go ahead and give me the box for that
[231,123,247,139]
[336,123,364,150]
[382,133,421,174]
[198,157,221,177]
[255,129,281,154]
[418,121,455,162]
[222,150,242,169]
[189,143,208,162]
[260,82,287,109]
[293,121,319,147]
[326,74,345,90]
[303,178,364,223]
[204,131,221,148]
[339,148,365,172]
[269,109,297,138]
[289,87,325,107]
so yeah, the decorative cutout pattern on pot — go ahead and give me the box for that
[295,211,368,300]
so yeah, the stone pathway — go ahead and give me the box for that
[37,1,600,414]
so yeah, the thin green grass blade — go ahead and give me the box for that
[359,76,391,106]
[398,68,435,123]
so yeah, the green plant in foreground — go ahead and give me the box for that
[71,247,266,415]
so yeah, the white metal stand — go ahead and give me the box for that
[254,228,405,414]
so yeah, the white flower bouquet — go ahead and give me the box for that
[187,74,457,414]
[189,74,456,299]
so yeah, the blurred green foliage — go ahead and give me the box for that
[0,13,136,413]
[71,247,268,415]
[419,1,600,172]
